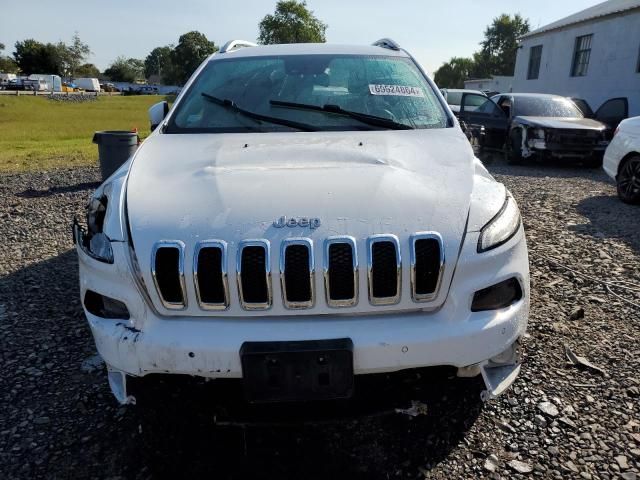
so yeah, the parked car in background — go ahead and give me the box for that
[75,39,529,406]
[0,73,17,88]
[136,85,159,95]
[441,88,486,114]
[603,116,640,204]
[100,83,119,92]
[4,77,39,91]
[570,97,628,140]
[458,93,623,167]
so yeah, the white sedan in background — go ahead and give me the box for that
[604,116,640,204]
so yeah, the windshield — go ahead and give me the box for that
[166,54,448,133]
[445,91,463,106]
[514,96,583,118]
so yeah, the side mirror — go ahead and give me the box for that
[149,101,169,131]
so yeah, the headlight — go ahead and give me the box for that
[73,195,114,263]
[477,194,521,252]
[533,128,545,139]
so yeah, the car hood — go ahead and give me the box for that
[514,116,606,130]
[126,129,475,316]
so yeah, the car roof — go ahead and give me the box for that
[498,93,569,100]
[212,43,410,59]
[444,89,483,93]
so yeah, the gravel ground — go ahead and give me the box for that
[0,156,639,479]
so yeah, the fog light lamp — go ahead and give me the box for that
[84,290,130,319]
[471,278,522,312]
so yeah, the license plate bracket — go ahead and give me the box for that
[240,338,354,403]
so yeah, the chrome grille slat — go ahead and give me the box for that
[410,232,445,302]
[151,241,187,310]
[367,235,401,306]
[280,238,314,309]
[324,236,358,307]
[193,240,229,310]
[237,239,272,310]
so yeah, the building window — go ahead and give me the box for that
[527,45,543,79]
[571,34,593,77]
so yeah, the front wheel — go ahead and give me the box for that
[507,130,524,165]
[617,155,640,204]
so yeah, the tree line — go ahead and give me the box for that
[433,14,530,89]
[1,4,528,89]
[0,1,326,85]
[0,33,96,78]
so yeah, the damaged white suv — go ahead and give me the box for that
[74,39,529,405]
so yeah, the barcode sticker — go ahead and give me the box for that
[369,84,424,97]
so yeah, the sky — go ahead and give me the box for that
[1,0,604,75]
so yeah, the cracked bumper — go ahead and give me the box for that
[77,227,529,401]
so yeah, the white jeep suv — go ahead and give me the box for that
[74,39,529,405]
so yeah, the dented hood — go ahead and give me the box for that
[126,129,475,315]
[515,116,606,130]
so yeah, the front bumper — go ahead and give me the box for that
[527,139,607,159]
[77,226,529,403]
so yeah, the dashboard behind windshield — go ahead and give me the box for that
[166,54,448,133]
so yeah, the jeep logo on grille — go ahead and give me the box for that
[273,216,321,230]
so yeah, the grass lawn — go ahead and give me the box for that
[0,95,166,173]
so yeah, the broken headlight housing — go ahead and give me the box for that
[477,193,521,253]
[532,128,545,139]
[73,195,114,263]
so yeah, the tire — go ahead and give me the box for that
[617,155,640,205]
[507,130,524,165]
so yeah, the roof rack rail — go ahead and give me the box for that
[372,38,401,51]
[220,40,258,54]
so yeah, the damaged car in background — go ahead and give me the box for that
[74,38,529,407]
[459,93,628,167]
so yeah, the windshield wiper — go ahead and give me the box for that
[201,93,317,132]
[269,100,414,130]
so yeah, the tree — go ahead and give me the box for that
[75,63,100,78]
[13,39,64,75]
[144,46,175,83]
[433,57,475,88]
[104,56,144,82]
[0,56,19,73]
[478,14,530,76]
[432,13,530,87]
[62,32,91,77]
[258,1,327,45]
[0,43,19,73]
[171,31,217,85]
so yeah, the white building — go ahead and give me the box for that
[511,0,640,116]
[463,75,514,93]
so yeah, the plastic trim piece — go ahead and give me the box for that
[151,240,187,310]
[409,232,445,302]
[193,240,230,311]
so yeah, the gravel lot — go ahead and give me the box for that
[1,155,639,479]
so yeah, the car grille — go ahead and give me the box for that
[546,129,600,147]
[150,232,444,312]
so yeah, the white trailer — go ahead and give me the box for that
[27,74,62,92]
[0,73,17,85]
[74,78,101,92]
